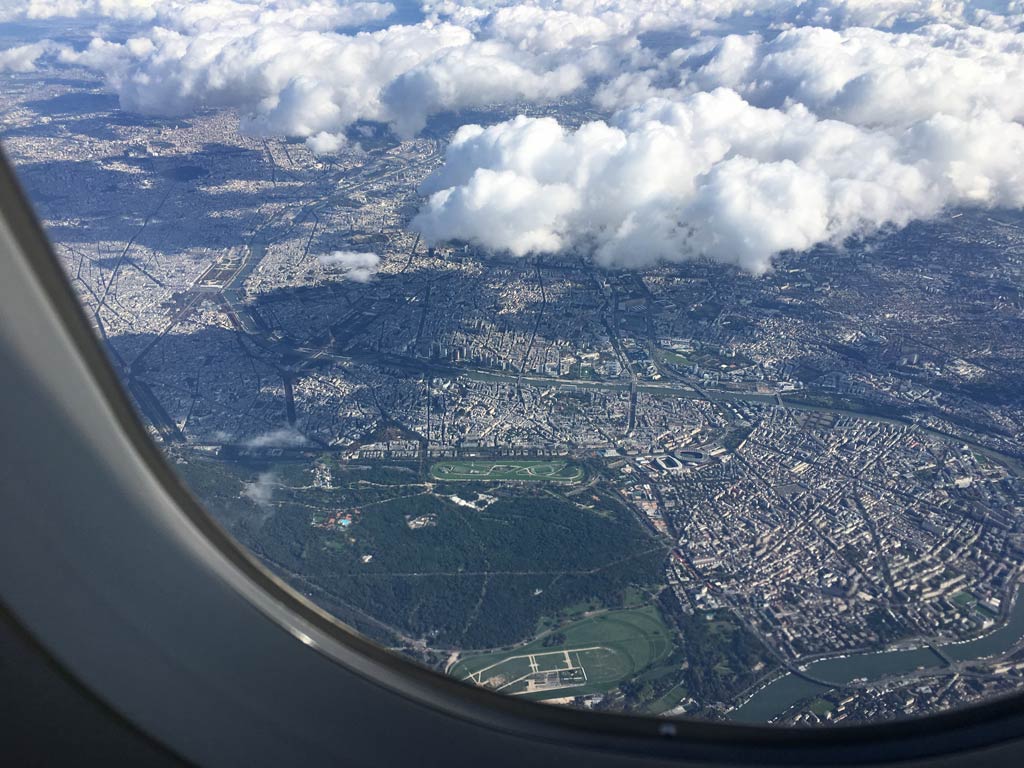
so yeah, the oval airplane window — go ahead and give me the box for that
[2,0,1024,731]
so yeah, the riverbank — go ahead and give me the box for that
[731,584,1024,723]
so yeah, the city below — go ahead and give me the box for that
[3,53,1023,726]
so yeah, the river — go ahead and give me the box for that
[731,585,1024,723]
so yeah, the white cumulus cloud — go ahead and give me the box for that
[51,15,602,141]
[0,0,395,27]
[413,89,1024,273]
[674,24,1024,128]
[11,0,1024,145]
[305,130,348,154]
[242,471,279,506]
[244,426,308,447]
[6,0,1024,273]
[0,40,58,72]
[318,250,382,281]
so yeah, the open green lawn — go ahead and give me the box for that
[646,679,691,714]
[655,348,692,366]
[450,605,674,700]
[952,591,976,609]
[808,698,835,717]
[431,459,583,483]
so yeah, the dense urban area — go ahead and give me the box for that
[3,42,1024,726]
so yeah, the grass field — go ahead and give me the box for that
[431,459,583,483]
[952,591,976,609]
[655,348,692,367]
[450,605,673,701]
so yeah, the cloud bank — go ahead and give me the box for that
[22,0,640,144]
[598,24,1024,126]
[413,89,1024,273]
[410,4,1024,270]
[0,0,395,27]
[5,0,1024,271]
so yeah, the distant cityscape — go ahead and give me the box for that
[3,57,1024,726]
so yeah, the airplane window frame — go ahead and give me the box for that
[2,145,1024,767]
